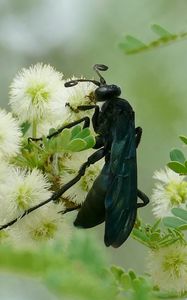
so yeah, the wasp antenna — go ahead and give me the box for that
[94,64,108,71]
[93,64,108,85]
[64,79,100,88]
[64,80,78,87]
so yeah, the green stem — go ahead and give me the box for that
[32,120,37,139]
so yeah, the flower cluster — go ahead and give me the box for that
[0,63,101,247]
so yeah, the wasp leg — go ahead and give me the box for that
[61,205,81,214]
[28,116,90,142]
[77,105,97,110]
[137,189,149,208]
[77,104,100,132]
[93,135,104,149]
[135,127,142,148]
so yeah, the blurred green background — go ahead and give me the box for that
[0,0,187,298]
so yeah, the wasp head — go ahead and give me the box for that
[95,84,121,102]
[64,64,121,101]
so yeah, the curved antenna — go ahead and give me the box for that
[64,64,109,88]
[65,79,100,88]
[93,64,108,85]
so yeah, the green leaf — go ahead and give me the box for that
[180,135,187,145]
[128,269,136,280]
[71,125,82,138]
[178,224,187,231]
[132,228,150,243]
[151,219,161,231]
[120,273,132,290]
[163,216,186,228]
[20,121,31,135]
[171,207,187,221]
[48,127,57,135]
[67,139,87,151]
[83,136,95,150]
[119,25,187,56]
[150,232,161,241]
[119,35,146,52]
[151,24,173,38]
[169,148,186,163]
[167,161,187,174]
[110,265,125,281]
[74,127,91,139]
[59,129,71,146]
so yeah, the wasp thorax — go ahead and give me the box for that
[95,85,121,102]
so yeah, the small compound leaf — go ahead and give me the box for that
[71,125,82,139]
[179,135,187,145]
[150,232,161,241]
[128,269,136,280]
[110,265,125,281]
[169,148,185,163]
[167,161,187,174]
[132,278,143,291]
[151,219,161,231]
[178,224,187,231]
[151,24,173,38]
[75,127,91,139]
[59,129,71,146]
[56,135,65,152]
[163,216,186,228]
[120,273,132,290]
[132,228,150,243]
[67,139,86,152]
[119,35,147,53]
[48,127,57,135]
[83,136,95,150]
[171,207,187,221]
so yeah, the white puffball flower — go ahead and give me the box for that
[64,77,96,122]
[9,63,67,124]
[151,167,187,218]
[8,202,66,248]
[60,151,104,204]
[147,242,187,294]
[0,161,14,184]
[0,168,52,223]
[0,109,21,159]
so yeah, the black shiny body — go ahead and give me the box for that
[74,97,147,247]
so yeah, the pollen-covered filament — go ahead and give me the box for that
[26,83,50,105]
[162,250,187,279]
[16,185,33,210]
[30,221,57,241]
[166,181,187,205]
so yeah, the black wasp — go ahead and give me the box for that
[63,64,149,248]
